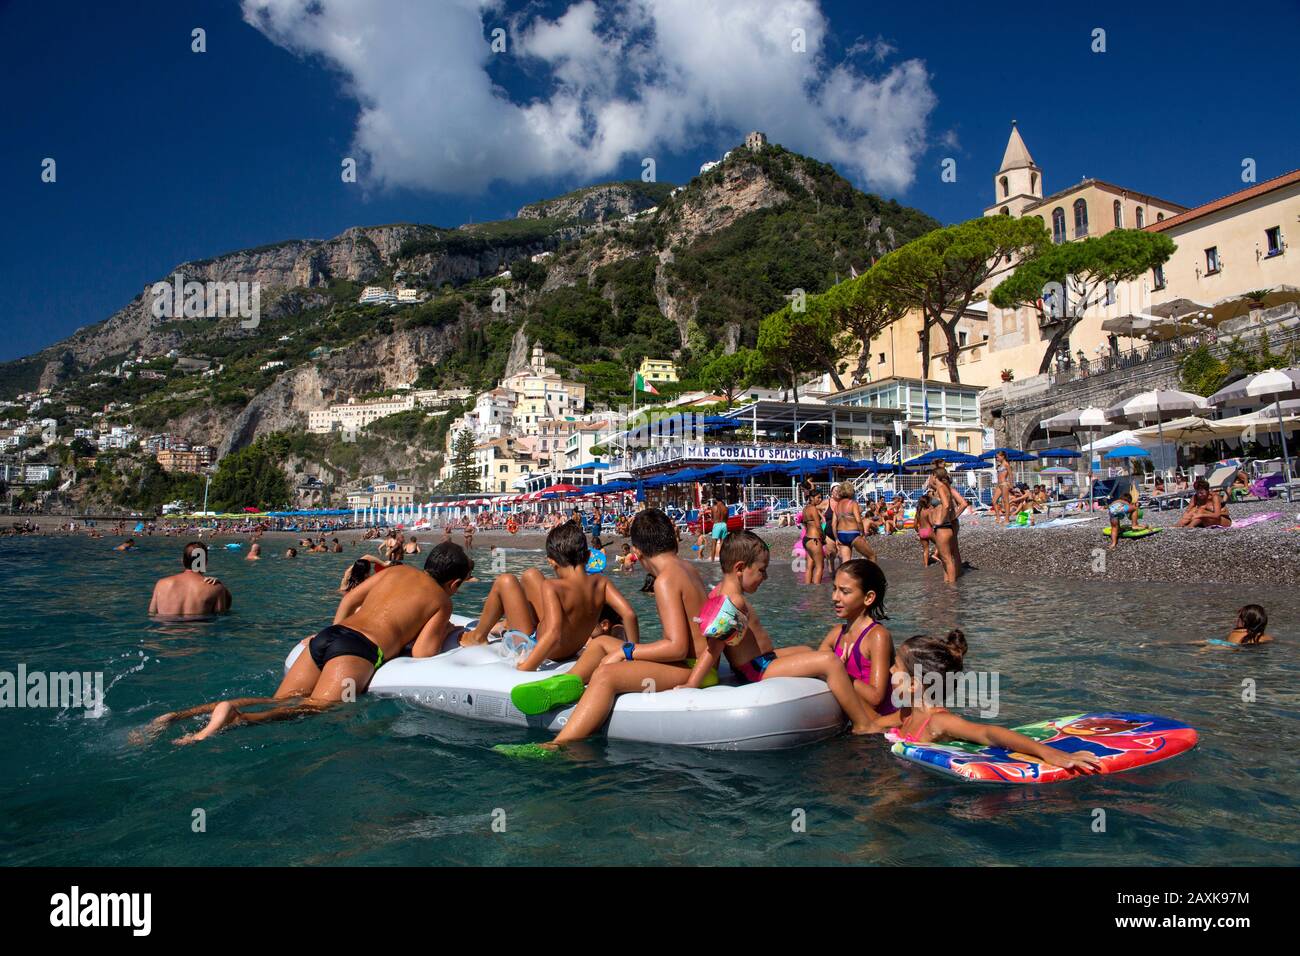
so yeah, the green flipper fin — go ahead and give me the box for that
[493,743,558,759]
[510,673,584,715]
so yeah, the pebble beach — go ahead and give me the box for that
[16,497,1300,586]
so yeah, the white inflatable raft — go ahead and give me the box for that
[285,615,845,751]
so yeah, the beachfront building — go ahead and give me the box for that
[534,418,581,467]
[347,479,416,509]
[846,122,1193,394]
[636,357,679,386]
[358,286,397,306]
[556,421,609,471]
[1134,168,1300,316]
[608,398,905,479]
[824,377,987,456]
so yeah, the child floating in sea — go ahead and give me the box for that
[817,559,895,716]
[686,531,875,733]
[461,522,639,672]
[1207,604,1273,647]
[870,629,1103,773]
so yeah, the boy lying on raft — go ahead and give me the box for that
[137,543,473,744]
[461,522,640,673]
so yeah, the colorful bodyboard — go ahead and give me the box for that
[889,711,1197,784]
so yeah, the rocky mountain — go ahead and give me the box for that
[3,140,940,481]
[516,180,673,222]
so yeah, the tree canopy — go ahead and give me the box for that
[871,215,1050,382]
[991,229,1177,373]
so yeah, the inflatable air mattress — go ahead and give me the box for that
[285,615,844,751]
[890,711,1197,784]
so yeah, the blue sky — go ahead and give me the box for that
[3,0,1298,362]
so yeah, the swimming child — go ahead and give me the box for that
[684,531,875,734]
[462,521,640,672]
[868,629,1104,773]
[1207,604,1274,647]
[817,559,895,715]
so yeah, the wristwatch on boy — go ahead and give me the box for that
[622,642,636,661]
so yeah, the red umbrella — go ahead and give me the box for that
[539,483,581,494]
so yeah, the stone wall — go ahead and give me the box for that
[982,304,1300,448]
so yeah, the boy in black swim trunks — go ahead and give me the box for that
[140,543,474,744]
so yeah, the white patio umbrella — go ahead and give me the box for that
[1105,389,1210,476]
[1039,407,1117,506]
[1208,367,1300,487]
[1131,416,1220,446]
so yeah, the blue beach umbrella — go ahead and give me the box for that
[1103,445,1151,460]
[903,450,982,468]
[979,447,1038,462]
[1037,448,1082,459]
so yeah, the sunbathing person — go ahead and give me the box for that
[148,542,232,617]
[1175,478,1231,527]
[461,522,640,672]
[140,543,473,744]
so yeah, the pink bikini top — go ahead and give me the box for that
[832,621,876,682]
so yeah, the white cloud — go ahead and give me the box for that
[241,0,937,195]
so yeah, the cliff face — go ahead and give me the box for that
[661,161,799,249]
[516,182,662,222]
[216,323,460,457]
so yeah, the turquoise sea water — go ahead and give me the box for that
[1,534,1297,866]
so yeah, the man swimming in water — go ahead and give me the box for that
[141,543,473,743]
[148,542,232,617]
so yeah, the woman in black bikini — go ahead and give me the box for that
[926,464,964,583]
[800,491,826,584]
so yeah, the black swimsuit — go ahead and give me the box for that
[308,623,383,669]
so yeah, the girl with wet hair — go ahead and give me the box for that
[868,628,1104,774]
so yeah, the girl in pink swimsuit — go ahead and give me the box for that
[869,630,1105,774]
[817,559,896,715]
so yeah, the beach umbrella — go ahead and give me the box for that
[1103,445,1151,460]
[1105,389,1210,475]
[1132,415,1219,446]
[1208,367,1300,488]
[902,450,981,468]
[1037,447,1081,459]
[1040,407,1113,430]
[1039,465,1074,475]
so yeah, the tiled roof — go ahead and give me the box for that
[1146,169,1300,232]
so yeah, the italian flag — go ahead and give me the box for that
[635,373,659,395]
